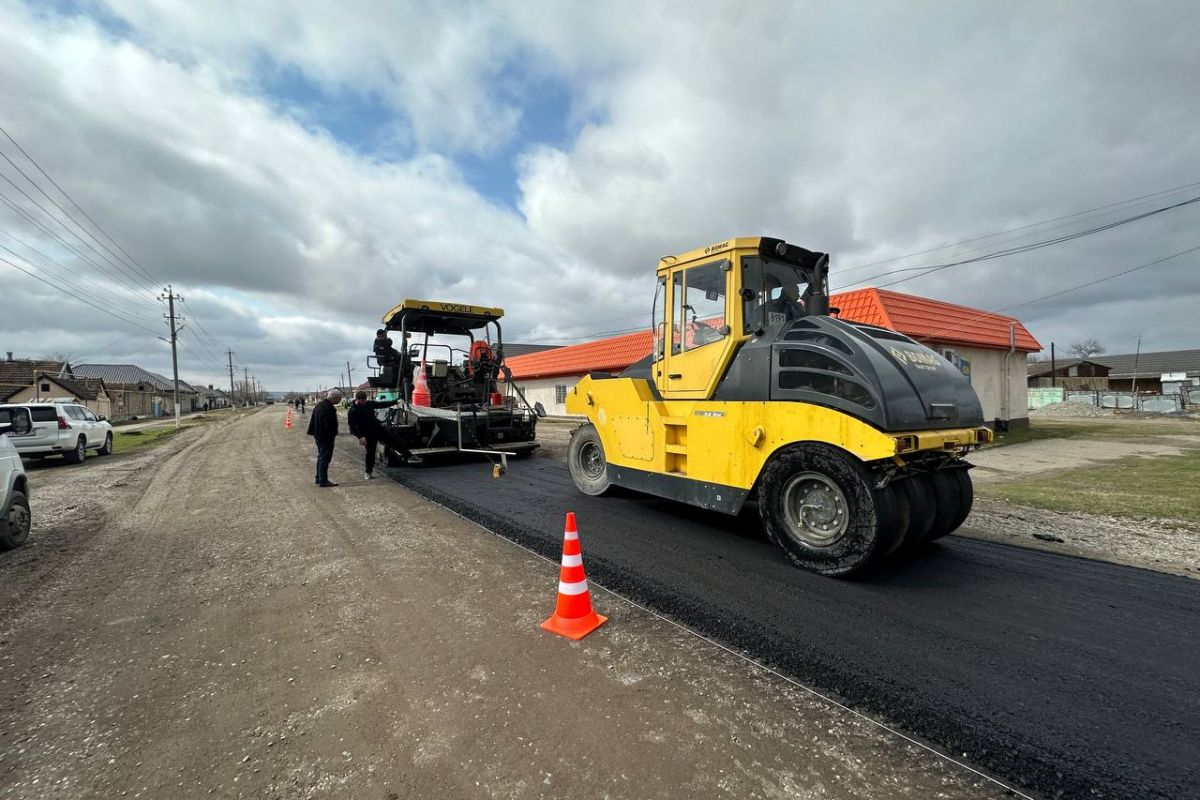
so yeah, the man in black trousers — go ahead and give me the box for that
[347,390,422,479]
[307,389,342,487]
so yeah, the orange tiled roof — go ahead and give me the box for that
[506,329,653,380]
[506,288,1039,380]
[831,288,1041,352]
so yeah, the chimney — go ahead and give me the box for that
[5,352,11,362]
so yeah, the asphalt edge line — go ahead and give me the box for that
[383,471,1037,800]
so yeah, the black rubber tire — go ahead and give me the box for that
[928,469,973,541]
[0,491,31,550]
[926,469,971,541]
[98,433,113,456]
[881,482,912,557]
[63,437,86,464]
[896,474,937,550]
[567,425,613,496]
[757,444,893,576]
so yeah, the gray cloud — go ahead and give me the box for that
[0,0,1197,392]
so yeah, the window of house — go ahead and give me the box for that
[554,385,569,404]
[40,382,50,392]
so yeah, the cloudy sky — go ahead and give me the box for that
[1,0,1197,391]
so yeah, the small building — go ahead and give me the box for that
[1094,349,1200,393]
[0,355,74,402]
[73,363,178,419]
[506,288,1040,428]
[1027,359,1112,390]
[0,372,112,418]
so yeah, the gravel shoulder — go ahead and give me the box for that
[0,408,1016,800]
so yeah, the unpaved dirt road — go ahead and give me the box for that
[0,408,1018,800]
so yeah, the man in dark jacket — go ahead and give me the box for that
[347,390,421,479]
[307,390,342,486]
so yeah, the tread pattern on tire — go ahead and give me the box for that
[757,443,894,576]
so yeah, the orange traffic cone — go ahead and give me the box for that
[284,408,293,429]
[411,362,431,407]
[541,512,607,640]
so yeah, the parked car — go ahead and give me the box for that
[0,402,114,463]
[0,406,32,549]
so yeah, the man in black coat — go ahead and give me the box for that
[307,389,342,487]
[347,390,421,479]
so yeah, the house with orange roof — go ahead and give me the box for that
[505,288,1040,428]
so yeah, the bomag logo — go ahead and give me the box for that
[704,240,731,255]
[888,345,943,372]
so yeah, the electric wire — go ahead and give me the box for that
[0,231,158,326]
[0,168,154,299]
[0,189,154,300]
[908,245,1200,346]
[0,253,162,336]
[834,194,1200,292]
[835,177,1200,277]
[0,124,160,287]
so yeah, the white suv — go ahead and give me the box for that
[0,406,32,549]
[0,402,114,463]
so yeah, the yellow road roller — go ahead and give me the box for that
[564,236,991,576]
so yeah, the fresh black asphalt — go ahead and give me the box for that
[380,456,1199,800]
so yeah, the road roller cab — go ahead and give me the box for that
[565,236,992,576]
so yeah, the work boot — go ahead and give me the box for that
[318,481,339,487]
[364,471,374,480]
[406,455,423,465]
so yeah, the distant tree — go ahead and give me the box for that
[1068,339,1105,359]
[40,351,74,366]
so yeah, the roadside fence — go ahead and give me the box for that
[1060,390,1194,414]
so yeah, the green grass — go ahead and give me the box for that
[112,425,192,455]
[979,449,1200,523]
[987,417,1199,448]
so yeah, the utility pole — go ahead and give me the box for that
[1050,342,1057,388]
[227,349,236,409]
[160,286,183,430]
[1131,336,1142,396]
[346,361,354,393]
[244,367,250,406]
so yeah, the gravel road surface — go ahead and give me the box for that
[382,455,1200,800]
[0,409,1023,799]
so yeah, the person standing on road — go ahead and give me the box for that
[347,390,422,479]
[307,389,342,487]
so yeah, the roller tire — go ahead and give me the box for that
[568,424,613,497]
[926,468,972,542]
[881,482,912,557]
[758,444,895,576]
[895,474,937,551]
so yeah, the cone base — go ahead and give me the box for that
[540,611,607,641]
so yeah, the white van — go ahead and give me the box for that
[0,406,32,549]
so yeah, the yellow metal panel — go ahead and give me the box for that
[380,299,504,324]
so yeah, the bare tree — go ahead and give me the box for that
[39,351,74,365]
[1068,339,1105,359]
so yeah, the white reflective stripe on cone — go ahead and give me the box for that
[564,530,579,540]
[561,553,583,568]
[558,579,588,596]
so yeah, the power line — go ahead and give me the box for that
[910,244,1200,346]
[0,188,153,299]
[0,124,160,287]
[834,194,1200,292]
[0,167,154,299]
[0,229,158,325]
[835,177,1200,278]
[0,253,162,336]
